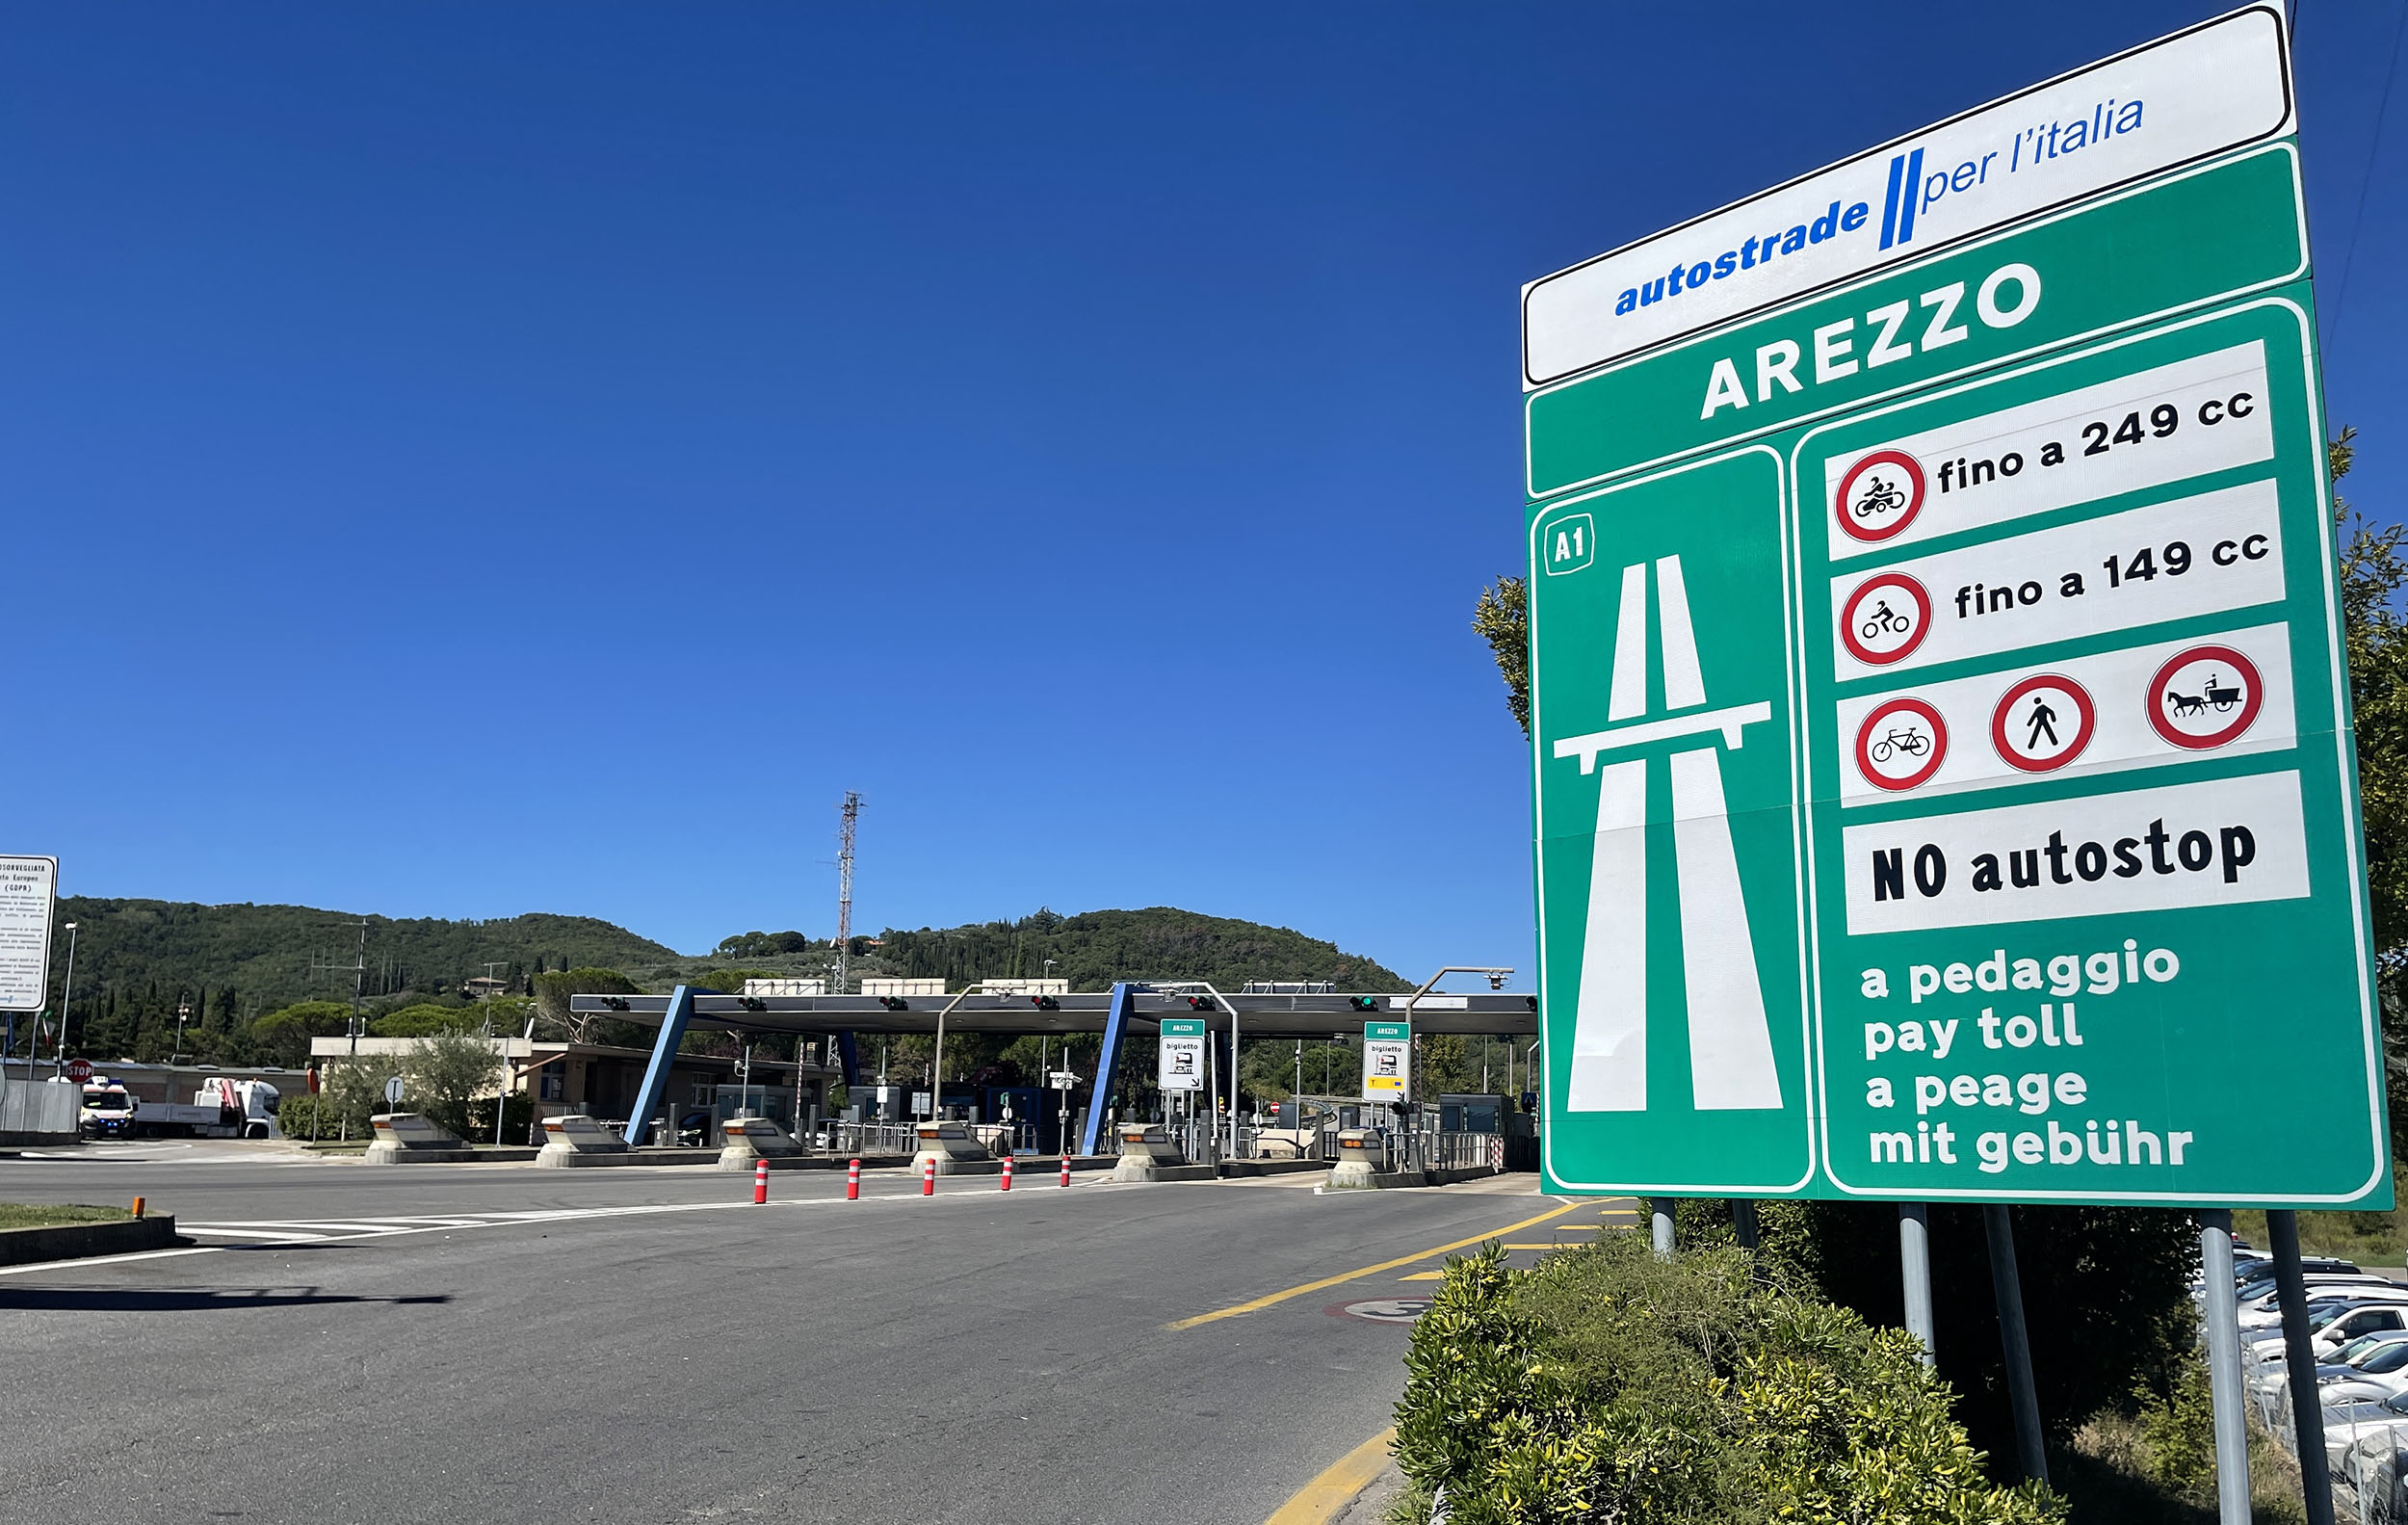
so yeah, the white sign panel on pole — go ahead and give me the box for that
[1158,1017,1207,1091]
[1521,8,2290,387]
[0,856,58,1012]
[1361,1021,1411,1104]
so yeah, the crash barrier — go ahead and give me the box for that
[826,1120,920,1156]
[717,1115,807,1171]
[1112,1125,1215,1184]
[0,1077,81,1145]
[1320,1127,1502,1191]
[364,1113,480,1165]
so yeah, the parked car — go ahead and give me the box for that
[2323,1341,2408,1409]
[2240,1278,2403,1328]
[2252,1293,2408,1342]
[2333,1391,2408,1524]
[2260,1333,2408,1425]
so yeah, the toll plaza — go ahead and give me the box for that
[569,979,1539,1163]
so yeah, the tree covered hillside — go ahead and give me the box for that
[43,898,675,1035]
[869,907,1407,991]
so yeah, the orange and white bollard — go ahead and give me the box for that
[1059,1154,1072,1188]
[753,1159,770,1205]
[846,1157,861,1200]
[922,1157,936,1196]
[1000,1155,1013,1192]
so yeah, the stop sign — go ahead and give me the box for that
[65,1058,92,1084]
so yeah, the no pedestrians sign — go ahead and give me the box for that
[1524,5,2385,1207]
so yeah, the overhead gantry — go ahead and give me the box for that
[570,982,1538,1155]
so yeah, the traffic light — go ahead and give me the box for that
[878,995,909,1011]
[1031,994,1060,1011]
[1349,996,1378,1012]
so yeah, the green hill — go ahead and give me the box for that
[866,907,1407,992]
[27,898,1401,1067]
[44,898,675,1029]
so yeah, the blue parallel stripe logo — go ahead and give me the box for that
[1879,147,1926,250]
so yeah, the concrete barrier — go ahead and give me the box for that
[363,1113,480,1165]
[1112,1125,1216,1184]
[536,1114,632,1168]
[1217,1157,1333,1178]
[910,1121,994,1177]
[0,1214,178,1266]
[717,1115,809,1172]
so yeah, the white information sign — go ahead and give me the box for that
[1158,1017,1206,1092]
[0,856,59,1012]
[1361,1020,1411,1104]
[1522,8,2290,387]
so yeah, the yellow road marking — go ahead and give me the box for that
[1167,1202,1579,1328]
[1398,1271,1444,1281]
[1264,1427,1397,1525]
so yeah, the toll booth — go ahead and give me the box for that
[712,1084,794,1132]
[1436,1093,1506,1134]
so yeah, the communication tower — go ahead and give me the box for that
[832,792,862,994]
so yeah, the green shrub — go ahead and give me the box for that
[1393,1235,2060,1523]
[465,1091,537,1145]
[1690,1197,2199,1464]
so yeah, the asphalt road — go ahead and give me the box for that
[0,1145,1606,1525]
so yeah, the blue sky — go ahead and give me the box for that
[5,2,2401,979]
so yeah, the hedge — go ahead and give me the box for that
[1392,1234,2062,1523]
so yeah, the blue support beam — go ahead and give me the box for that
[835,1031,861,1090]
[1080,982,1138,1157]
[623,985,698,1147]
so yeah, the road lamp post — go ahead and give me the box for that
[52,923,78,1077]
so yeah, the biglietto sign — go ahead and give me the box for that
[1527,5,2387,1207]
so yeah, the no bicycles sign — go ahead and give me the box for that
[1522,5,2386,1207]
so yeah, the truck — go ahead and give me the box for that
[80,1076,281,1140]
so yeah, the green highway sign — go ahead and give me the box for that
[1526,4,2386,1207]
